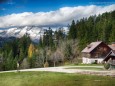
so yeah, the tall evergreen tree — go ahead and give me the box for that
[68,20,77,39]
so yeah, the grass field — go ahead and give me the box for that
[64,62,103,66]
[66,67,104,71]
[0,71,115,86]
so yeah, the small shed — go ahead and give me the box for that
[103,50,115,69]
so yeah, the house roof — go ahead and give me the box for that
[108,45,115,50]
[81,41,102,53]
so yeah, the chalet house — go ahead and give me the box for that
[81,41,112,64]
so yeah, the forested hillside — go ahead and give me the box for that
[0,11,114,71]
[68,11,115,50]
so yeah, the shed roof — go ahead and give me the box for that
[103,50,115,61]
[81,41,102,53]
[108,45,115,50]
[111,50,115,56]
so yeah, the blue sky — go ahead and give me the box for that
[0,0,115,15]
[0,0,115,28]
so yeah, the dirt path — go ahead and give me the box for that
[0,66,115,76]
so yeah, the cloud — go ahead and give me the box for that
[0,4,115,28]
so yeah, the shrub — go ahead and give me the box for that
[92,61,97,64]
[44,62,49,67]
[20,58,29,69]
[104,63,110,70]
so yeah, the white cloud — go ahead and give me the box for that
[0,4,115,28]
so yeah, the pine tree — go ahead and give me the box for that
[39,36,43,48]
[68,20,77,39]
[109,24,115,42]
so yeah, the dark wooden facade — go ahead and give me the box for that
[82,42,111,58]
[90,42,111,58]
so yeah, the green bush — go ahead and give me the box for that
[104,63,110,70]
[92,61,97,64]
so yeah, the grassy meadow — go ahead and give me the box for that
[0,71,115,86]
[66,67,104,71]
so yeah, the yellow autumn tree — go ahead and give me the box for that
[28,43,35,58]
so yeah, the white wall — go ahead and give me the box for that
[82,57,103,64]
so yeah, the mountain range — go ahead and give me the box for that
[0,26,68,43]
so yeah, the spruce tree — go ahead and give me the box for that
[68,20,77,39]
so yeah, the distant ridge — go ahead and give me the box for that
[0,26,68,42]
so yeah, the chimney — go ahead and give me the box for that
[112,42,115,47]
[87,44,91,49]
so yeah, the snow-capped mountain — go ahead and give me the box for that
[0,26,68,42]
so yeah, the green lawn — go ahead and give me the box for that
[77,64,103,66]
[66,67,104,71]
[64,62,103,66]
[64,63,103,66]
[0,71,115,86]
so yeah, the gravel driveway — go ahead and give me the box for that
[0,66,115,76]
